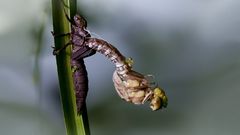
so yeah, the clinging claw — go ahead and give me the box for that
[51,31,55,36]
[51,46,60,55]
[51,42,72,55]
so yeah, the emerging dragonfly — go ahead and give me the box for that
[53,10,168,113]
[85,38,168,110]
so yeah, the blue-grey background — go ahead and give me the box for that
[0,0,240,135]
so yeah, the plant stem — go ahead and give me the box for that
[52,0,90,135]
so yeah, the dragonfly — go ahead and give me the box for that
[52,8,168,113]
[84,38,168,110]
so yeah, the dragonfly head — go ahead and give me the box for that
[73,14,88,28]
[149,87,168,111]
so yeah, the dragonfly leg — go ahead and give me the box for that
[52,42,72,55]
[51,31,70,38]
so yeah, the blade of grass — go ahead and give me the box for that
[52,0,90,135]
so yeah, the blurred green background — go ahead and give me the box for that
[1,0,240,135]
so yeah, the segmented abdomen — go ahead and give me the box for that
[71,59,88,114]
[85,38,131,75]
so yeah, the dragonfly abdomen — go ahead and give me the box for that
[71,59,89,114]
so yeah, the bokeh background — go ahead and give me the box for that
[1,0,240,135]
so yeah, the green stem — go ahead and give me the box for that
[52,0,90,135]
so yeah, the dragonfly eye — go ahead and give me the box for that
[73,15,87,28]
[150,87,168,110]
[125,57,134,68]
